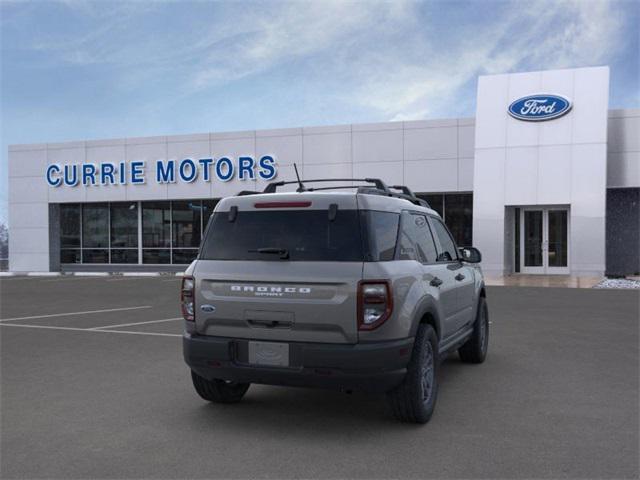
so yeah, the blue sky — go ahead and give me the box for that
[1,0,638,225]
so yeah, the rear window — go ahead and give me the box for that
[200,210,364,261]
[200,209,401,262]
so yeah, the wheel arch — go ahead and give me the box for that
[410,298,442,340]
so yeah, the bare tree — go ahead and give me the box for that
[0,222,8,259]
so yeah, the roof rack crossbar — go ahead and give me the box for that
[263,178,389,193]
[388,185,431,208]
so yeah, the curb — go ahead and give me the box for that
[1,271,185,278]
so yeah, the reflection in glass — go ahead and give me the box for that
[143,249,170,264]
[60,249,81,263]
[524,210,543,267]
[548,210,568,267]
[202,200,219,227]
[142,202,171,248]
[445,194,473,247]
[111,249,138,264]
[60,204,81,248]
[419,194,444,217]
[82,204,109,248]
[172,249,199,264]
[111,203,138,248]
[172,201,201,248]
[82,249,109,263]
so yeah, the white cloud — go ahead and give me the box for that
[349,0,626,121]
[8,0,630,121]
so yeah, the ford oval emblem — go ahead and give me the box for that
[200,304,216,313]
[508,94,572,121]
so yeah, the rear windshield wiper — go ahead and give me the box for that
[248,247,290,260]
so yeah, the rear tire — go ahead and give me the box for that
[191,371,250,404]
[386,324,439,424]
[458,296,489,364]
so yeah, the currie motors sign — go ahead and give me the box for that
[508,94,572,121]
[45,155,277,187]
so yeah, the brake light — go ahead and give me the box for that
[181,276,195,321]
[254,201,312,208]
[358,280,393,330]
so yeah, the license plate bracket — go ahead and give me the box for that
[248,341,290,367]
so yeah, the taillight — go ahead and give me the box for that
[181,276,195,321]
[358,280,393,330]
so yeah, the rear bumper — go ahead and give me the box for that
[183,333,414,393]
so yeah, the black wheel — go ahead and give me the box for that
[458,296,489,364]
[191,371,250,404]
[386,324,439,424]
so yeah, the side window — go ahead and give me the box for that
[397,212,438,263]
[431,218,458,262]
[363,211,400,261]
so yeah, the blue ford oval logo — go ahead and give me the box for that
[200,304,216,313]
[508,94,572,121]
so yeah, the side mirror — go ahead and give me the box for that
[459,247,482,263]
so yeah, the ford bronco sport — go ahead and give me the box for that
[182,178,488,423]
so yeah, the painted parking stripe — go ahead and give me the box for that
[90,317,182,330]
[42,276,114,283]
[0,323,181,338]
[0,306,152,322]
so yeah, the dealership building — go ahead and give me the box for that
[7,66,640,276]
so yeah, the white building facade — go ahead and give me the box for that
[8,66,640,276]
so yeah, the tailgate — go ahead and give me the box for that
[194,260,362,344]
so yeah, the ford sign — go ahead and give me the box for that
[508,94,572,121]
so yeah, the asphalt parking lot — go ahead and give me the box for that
[0,276,638,479]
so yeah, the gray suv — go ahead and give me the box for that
[182,178,488,423]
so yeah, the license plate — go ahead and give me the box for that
[248,341,289,367]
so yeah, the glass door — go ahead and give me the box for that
[521,209,545,274]
[519,208,569,274]
[546,209,569,274]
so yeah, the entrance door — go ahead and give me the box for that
[520,208,569,274]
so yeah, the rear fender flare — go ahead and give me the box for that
[409,295,443,340]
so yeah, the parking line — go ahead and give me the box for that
[90,317,182,330]
[42,277,110,283]
[105,277,151,282]
[0,323,181,337]
[0,306,152,322]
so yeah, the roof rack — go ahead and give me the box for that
[263,178,389,193]
[261,177,431,208]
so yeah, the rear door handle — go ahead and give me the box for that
[430,277,443,287]
[455,273,465,281]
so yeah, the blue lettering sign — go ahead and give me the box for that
[64,164,78,186]
[46,155,277,187]
[215,157,234,182]
[101,163,116,185]
[130,161,145,184]
[238,157,255,180]
[156,160,175,183]
[82,164,97,186]
[198,158,213,182]
[46,164,61,187]
[258,156,276,180]
[179,159,197,183]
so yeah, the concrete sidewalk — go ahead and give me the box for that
[484,274,602,288]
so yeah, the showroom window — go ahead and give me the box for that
[111,203,138,264]
[60,204,81,263]
[82,203,109,263]
[171,201,202,264]
[416,193,473,247]
[142,201,171,264]
[59,199,220,265]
